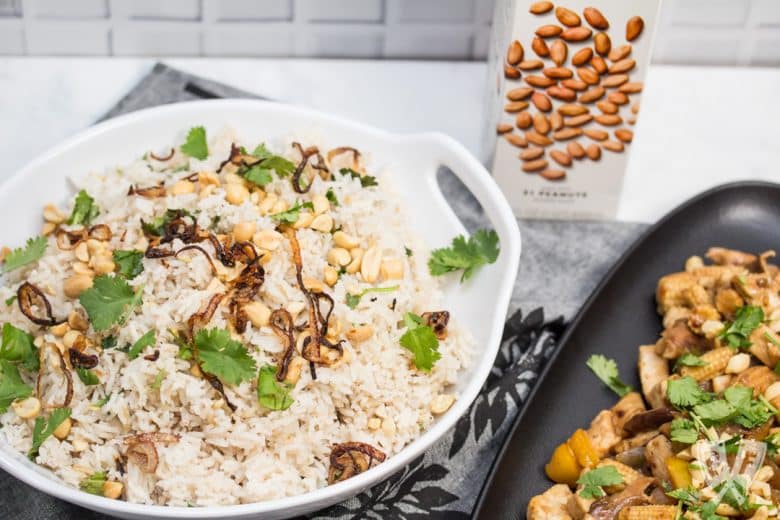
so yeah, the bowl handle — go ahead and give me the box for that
[410,132,522,273]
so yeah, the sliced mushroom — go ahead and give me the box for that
[623,408,674,435]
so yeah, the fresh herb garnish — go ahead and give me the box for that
[101,336,118,350]
[127,330,155,360]
[4,295,16,306]
[91,392,112,409]
[242,163,273,187]
[586,354,633,397]
[339,167,378,188]
[674,352,706,372]
[2,236,47,273]
[28,407,71,459]
[79,275,143,332]
[667,376,711,408]
[766,432,780,456]
[765,331,780,349]
[113,249,144,279]
[326,188,339,207]
[719,305,764,349]
[76,368,99,386]
[141,209,193,237]
[270,201,314,224]
[67,190,100,226]
[687,385,775,429]
[151,369,166,390]
[252,144,295,178]
[257,365,294,410]
[181,126,208,160]
[399,312,440,371]
[666,487,700,506]
[670,418,699,444]
[194,328,256,385]
[577,466,624,499]
[79,471,107,495]
[428,229,500,282]
[346,285,400,309]
[0,360,33,413]
[405,247,413,257]
[0,323,38,371]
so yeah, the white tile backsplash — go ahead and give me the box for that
[2,0,780,65]
[113,23,201,55]
[206,0,292,22]
[24,0,108,19]
[298,0,384,23]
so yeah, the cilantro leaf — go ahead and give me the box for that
[693,399,735,425]
[428,229,500,282]
[113,249,144,280]
[141,209,192,237]
[0,323,38,371]
[151,369,166,390]
[346,285,399,309]
[667,486,700,505]
[726,385,775,428]
[4,295,16,306]
[326,188,339,207]
[586,354,633,397]
[257,365,294,410]
[194,328,256,385]
[76,368,99,386]
[714,477,750,512]
[79,471,107,495]
[28,407,71,459]
[242,164,273,187]
[339,167,378,188]
[0,360,33,413]
[181,126,208,160]
[720,305,764,349]
[674,352,706,372]
[399,312,440,371]
[67,190,100,226]
[667,376,711,408]
[2,236,47,273]
[577,466,623,499]
[79,275,143,332]
[405,246,413,257]
[101,336,117,350]
[270,201,314,224]
[127,330,155,360]
[766,432,780,456]
[670,418,699,444]
[91,392,111,409]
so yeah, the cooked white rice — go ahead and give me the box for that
[0,128,472,506]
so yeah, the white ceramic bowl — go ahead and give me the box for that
[0,99,520,519]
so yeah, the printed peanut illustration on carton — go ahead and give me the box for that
[484,0,662,220]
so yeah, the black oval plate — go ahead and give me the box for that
[473,181,780,519]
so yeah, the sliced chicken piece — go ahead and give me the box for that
[657,320,711,359]
[644,434,673,486]
[749,324,780,368]
[610,392,646,435]
[638,345,669,408]
[587,410,622,457]
[706,247,758,268]
[656,272,696,314]
[528,484,574,520]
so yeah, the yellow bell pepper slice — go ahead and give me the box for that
[567,429,600,469]
[666,456,692,490]
[545,442,582,485]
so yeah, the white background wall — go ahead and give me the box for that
[0,0,778,65]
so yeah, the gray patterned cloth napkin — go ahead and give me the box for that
[0,63,648,519]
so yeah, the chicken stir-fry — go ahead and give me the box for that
[531,248,780,520]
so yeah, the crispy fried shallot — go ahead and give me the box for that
[175,244,218,276]
[327,147,362,172]
[187,293,225,340]
[68,348,98,369]
[55,224,112,250]
[37,343,73,409]
[124,433,179,474]
[269,309,296,382]
[17,282,65,326]
[227,259,265,333]
[144,350,160,361]
[144,247,175,259]
[422,311,450,340]
[128,184,166,198]
[149,148,175,161]
[291,142,328,193]
[204,372,237,412]
[327,442,386,484]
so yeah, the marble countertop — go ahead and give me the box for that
[1,57,779,223]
